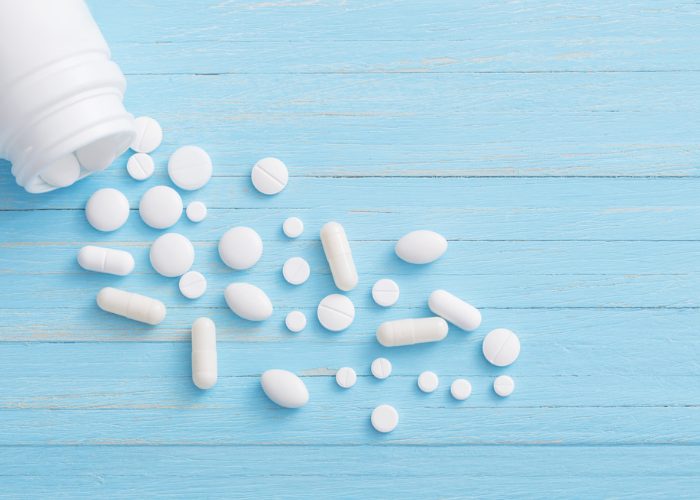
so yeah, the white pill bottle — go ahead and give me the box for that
[0,0,135,193]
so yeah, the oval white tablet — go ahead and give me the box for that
[218,226,263,270]
[417,371,439,393]
[192,317,217,390]
[317,294,355,332]
[482,328,521,367]
[285,310,307,333]
[450,378,472,401]
[282,217,304,238]
[96,287,166,325]
[168,145,213,190]
[371,279,400,307]
[371,358,392,380]
[282,257,310,285]
[130,116,163,153]
[149,233,195,277]
[395,230,448,264]
[335,367,357,389]
[494,375,515,397]
[261,369,309,408]
[186,201,207,222]
[139,185,183,230]
[85,188,130,232]
[428,289,481,332]
[179,271,207,299]
[126,153,155,181]
[77,246,134,276]
[251,157,288,195]
[371,404,399,433]
[224,282,273,321]
[40,153,81,187]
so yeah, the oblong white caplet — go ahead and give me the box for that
[376,317,448,347]
[260,369,309,408]
[395,230,448,264]
[192,317,217,390]
[77,246,135,276]
[320,221,358,291]
[96,287,166,325]
[224,282,273,321]
[428,289,481,332]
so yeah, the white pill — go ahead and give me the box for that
[168,145,212,191]
[139,185,183,230]
[85,188,130,232]
[428,289,481,332]
[371,279,400,307]
[395,230,448,264]
[76,135,121,171]
[77,246,134,276]
[494,375,515,397]
[482,328,521,367]
[450,378,472,401]
[417,371,439,393]
[192,317,217,390]
[282,257,310,285]
[285,310,307,333]
[282,217,304,238]
[149,233,195,277]
[130,116,163,153]
[261,369,309,408]
[317,294,355,332]
[335,367,357,389]
[96,287,166,325]
[40,153,81,187]
[218,226,263,270]
[224,282,273,321]
[186,201,207,222]
[251,157,288,195]
[370,357,392,379]
[320,221,358,292]
[126,153,155,181]
[371,404,399,433]
[376,317,448,347]
[179,271,207,299]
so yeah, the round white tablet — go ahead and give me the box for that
[218,226,263,270]
[130,116,163,153]
[371,279,400,307]
[371,404,399,433]
[139,185,183,230]
[371,358,392,380]
[150,233,195,277]
[168,145,212,190]
[317,294,355,332]
[285,310,307,333]
[450,378,472,400]
[417,371,439,393]
[335,367,357,389]
[40,153,81,187]
[76,135,121,171]
[251,157,288,195]
[482,328,521,367]
[186,201,207,222]
[126,153,155,181]
[85,188,129,232]
[494,375,515,397]
[282,217,304,238]
[282,257,310,285]
[178,271,207,299]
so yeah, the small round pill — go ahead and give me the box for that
[417,371,439,393]
[285,311,307,333]
[494,375,515,397]
[371,357,392,380]
[482,328,521,367]
[139,185,183,229]
[335,367,357,389]
[40,153,81,187]
[85,188,129,232]
[179,271,207,299]
[282,257,310,285]
[168,145,212,191]
[130,116,163,153]
[126,153,155,181]
[282,217,304,238]
[317,294,355,332]
[150,233,195,277]
[450,378,472,401]
[218,226,263,270]
[186,201,207,222]
[371,279,400,307]
[251,157,288,195]
[371,404,399,433]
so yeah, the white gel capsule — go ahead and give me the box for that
[77,246,134,276]
[96,287,166,325]
[376,317,448,347]
[192,317,217,389]
[224,282,273,321]
[320,221,358,291]
[260,369,309,408]
[428,289,481,332]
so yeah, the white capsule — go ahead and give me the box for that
[376,317,448,347]
[77,246,134,276]
[192,317,217,390]
[96,287,166,325]
[320,221,358,291]
[260,369,309,408]
[428,289,481,332]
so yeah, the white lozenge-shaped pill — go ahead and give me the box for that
[186,201,207,222]
[139,185,183,229]
[428,289,481,332]
[395,230,448,264]
[335,367,357,389]
[376,317,448,347]
[130,116,163,153]
[225,282,273,321]
[168,145,212,191]
[218,226,263,270]
[261,369,309,408]
[317,294,355,332]
[85,188,129,232]
[96,287,166,325]
[282,256,310,285]
[417,371,439,393]
[40,153,81,187]
[126,153,155,181]
[282,217,304,238]
[371,404,399,433]
[320,221,358,292]
[450,378,472,401]
[285,310,307,333]
[179,271,207,299]
[78,246,134,276]
[482,328,521,367]
[371,357,392,379]
[371,279,400,307]
[494,375,515,397]
[251,157,288,195]
[149,233,195,277]
[192,317,217,390]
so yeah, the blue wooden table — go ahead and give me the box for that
[1,1,699,497]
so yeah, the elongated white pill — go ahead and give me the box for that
[191,317,217,389]
[77,246,134,276]
[224,282,273,321]
[376,317,448,347]
[96,287,166,325]
[320,221,358,291]
[428,289,481,332]
[261,369,309,408]
[395,230,448,264]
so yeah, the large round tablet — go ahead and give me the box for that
[282,257,310,285]
[179,271,207,299]
[139,185,183,229]
[186,201,207,222]
[149,233,195,277]
[168,145,212,191]
[417,371,439,393]
[371,404,399,433]
[371,358,392,380]
[85,188,130,232]
[40,153,81,188]
[450,378,472,401]
[494,375,515,397]
[285,310,307,333]
[371,279,400,307]
[130,116,163,153]
[76,135,121,171]
[317,294,355,332]
[335,367,357,389]
[218,226,263,270]
[251,157,288,195]
[126,153,155,181]
[482,328,521,367]
[282,217,304,238]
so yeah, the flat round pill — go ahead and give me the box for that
[126,153,155,181]
[450,378,472,401]
[149,233,195,277]
[285,310,307,333]
[251,157,288,195]
[282,257,310,285]
[139,185,183,229]
[482,328,521,367]
[130,116,163,153]
[40,153,81,187]
[417,371,439,393]
[179,271,207,299]
[371,279,400,307]
[282,217,304,238]
[494,375,515,397]
[76,136,121,171]
[371,357,392,379]
[218,226,263,270]
[168,145,212,191]
[371,404,399,433]
[335,367,357,389]
[317,294,355,332]
[186,201,207,222]
[85,188,129,232]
